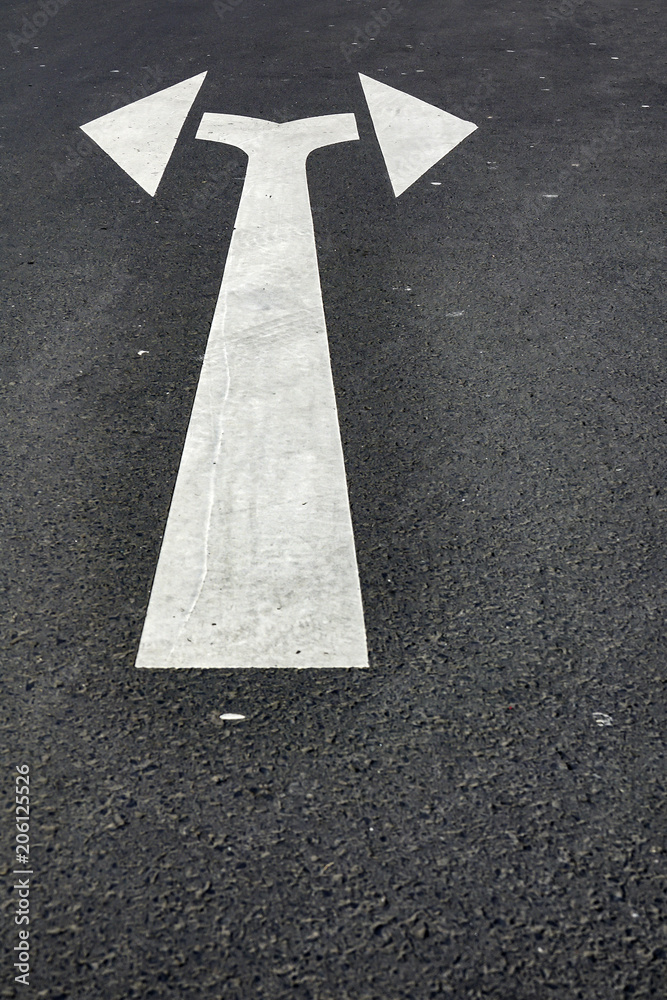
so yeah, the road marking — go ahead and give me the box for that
[220,713,245,721]
[81,71,207,195]
[136,113,367,668]
[358,73,477,196]
[80,73,478,670]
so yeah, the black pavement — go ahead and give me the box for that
[1,1,665,997]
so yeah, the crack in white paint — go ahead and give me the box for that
[164,287,232,666]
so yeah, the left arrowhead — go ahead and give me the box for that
[80,71,207,196]
[359,73,477,197]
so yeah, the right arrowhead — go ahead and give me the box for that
[359,74,477,197]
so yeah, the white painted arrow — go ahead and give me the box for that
[135,114,366,668]
[81,72,207,195]
[80,73,478,669]
[359,74,477,196]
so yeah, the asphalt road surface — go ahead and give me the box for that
[1,1,665,997]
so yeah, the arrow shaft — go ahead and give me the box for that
[136,114,367,667]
